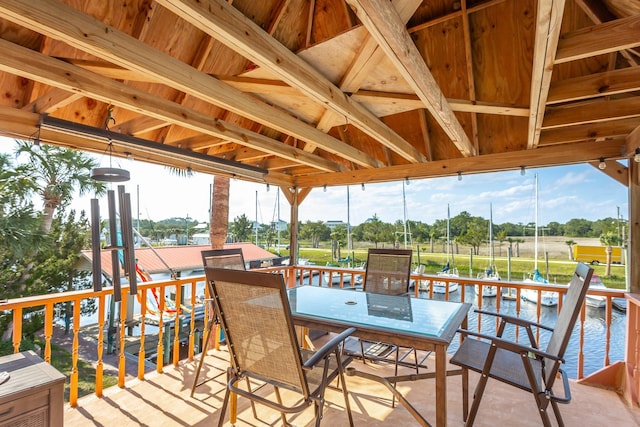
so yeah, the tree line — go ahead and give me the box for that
[137,210,623,252]
[240,212,623,253]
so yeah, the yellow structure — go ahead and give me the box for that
[573,245,623,265]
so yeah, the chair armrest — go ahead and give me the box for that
[457,329,564,363]
[303,327,357,370]
[474,309,554,332]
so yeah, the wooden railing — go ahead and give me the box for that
[0,264,628,407]
[625,293,640,406]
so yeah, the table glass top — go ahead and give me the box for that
[287,286,468,338]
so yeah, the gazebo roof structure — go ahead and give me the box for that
[0,0,638,192]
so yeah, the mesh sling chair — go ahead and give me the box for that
[450,262,594,427]
[191,249,246,397]
[343,248,429,405]
[206,267,355,427]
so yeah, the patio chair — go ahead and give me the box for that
[450,262,593,427]
[206,267,355,427]
[191,249,246,397]
[343,249,429,404]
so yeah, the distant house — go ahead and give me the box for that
[191,233,210,245]
[326,220,347,230]
[270,219,288,232]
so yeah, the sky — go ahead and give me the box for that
[1,137,629,227]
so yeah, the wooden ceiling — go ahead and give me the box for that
[0,0,639,191]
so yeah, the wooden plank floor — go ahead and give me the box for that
[63,346,640,427]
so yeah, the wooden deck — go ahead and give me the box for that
[63,346,640,427]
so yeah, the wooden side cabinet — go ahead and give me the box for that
[0,351,65,427]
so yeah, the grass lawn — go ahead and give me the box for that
[293,246,627,289]
[46,342,118,402]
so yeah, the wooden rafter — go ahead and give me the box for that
[527,0,566,149]
[543,97,640,129]
[548,67,640,104]
[574,0,639,66]
[555,15,640,64]
[296,139,625,188]
[0,0,382,169]
[345,0,476,157]
[157,0,425,164]
[0,38,344,174]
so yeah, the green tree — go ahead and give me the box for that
[360,214,393,248]
[1,144,102,338]
[564,218,592,237]
[457,217,486,255]
[547,221,564,236]
[300,221,329,248]
[330,225,348,260]
[229,214,254,242]
[15,141,105,233]
[31,210,96,334]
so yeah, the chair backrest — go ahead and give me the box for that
[543,262,593,385]
[201,248,246,270]
[204,268,309,396]
[363,248,413,295]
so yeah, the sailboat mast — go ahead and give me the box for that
[489,203,494,263]
[277,188,280,255]
[447,204,451,263]
[534,174,539,271]
[255,190,258,245]
[403,180,408,248]
[347,186,351,267]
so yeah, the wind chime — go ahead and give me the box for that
[89,105,137,301]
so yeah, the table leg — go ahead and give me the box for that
[435,345,446,427]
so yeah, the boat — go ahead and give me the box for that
[412,264,428,291]
[287,258,316,278]
[521,174,559,307]
[324,264,357,287]
[433,205,459,294]
[476,203,499,297]
[584,274,607,309]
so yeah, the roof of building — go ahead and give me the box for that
[78,242,279,279]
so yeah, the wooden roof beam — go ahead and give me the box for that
[296,139,625,188]
[542,97,640,129]
[345,0,476,157]
[548,67,640,104]
[215,78,530,117]
[574,0,639,66]
[0,0,381,169]
[527,0,565,150]
[539,117,640,145]
[158,0,424,164]
[588,159,628,186]
[555,15,640,64]
[0,38,343,174]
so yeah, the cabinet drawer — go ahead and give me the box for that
[0,389,48,424]
[0,406,48,427]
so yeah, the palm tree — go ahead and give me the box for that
[600,232,621,277]
[2,143,105,339]
[209,176,230,249]
[15,141,105,233]
[565,240,576,260]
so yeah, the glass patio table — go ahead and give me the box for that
[287,285,471,427]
